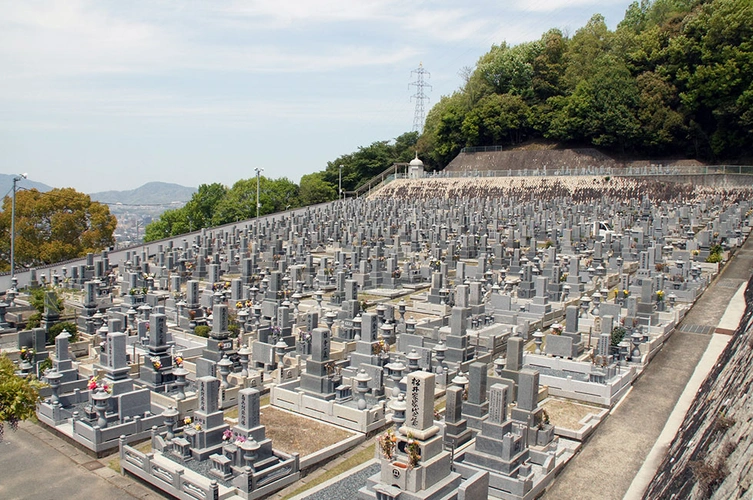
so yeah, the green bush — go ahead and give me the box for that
[194,325,211,338]
[48,322,78,344]
[611,326,626,347]
[25,313,41,330]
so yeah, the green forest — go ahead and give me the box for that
[419,0,753,167]
[144,0,752,242]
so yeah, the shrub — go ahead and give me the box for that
[194,325,211,338]
[714,413,735,433]
[48,321,78,344]
[690,458,728,498]
[611,326,626,347]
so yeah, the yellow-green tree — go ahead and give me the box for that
[0,188,117,271]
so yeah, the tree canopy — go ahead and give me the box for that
[0,188,117,271]
[144,132,419,241]
[419,0,753,168]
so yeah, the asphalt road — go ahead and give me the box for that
[0,421,166,500]
[543,237,753,500]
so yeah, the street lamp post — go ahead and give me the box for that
[339,164,343,201]
[10,173,27,278]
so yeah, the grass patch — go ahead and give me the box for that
[108,459,121,474]
[282,442,375,500]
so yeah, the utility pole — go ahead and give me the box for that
[254,167,263,243]
[254,167,263,219]
[10,173,27,278]
[339,165,344,201]
[410,63,432,133]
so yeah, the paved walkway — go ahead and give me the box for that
[0,421,166,500]
[543,237,753,500]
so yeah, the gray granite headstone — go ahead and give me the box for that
[197,376,220,414]
[488,384,508,425]
[405,371,435,432]
[238,388,260,429]
[212,304,228,335]
[149,313,167,348]
[107,332,128,370]
[361,313,378,342]
[445,385,463,424]
[311,327,330,362]
[506,337,523,372]
[468,362,487,405]
[517,369,538,412]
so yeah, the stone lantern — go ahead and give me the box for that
[239,437,261,469]
[355,368,372,410]
[630,331,643,361]
[533,329,544,355]
[385,359,406,397]
[173,365,189,400]
[580,296,591,318]
[451,372,469,393]
[46,369,63,404]
[275,339,288,375]
[237,308,249,336]
[493,356,505,377]
[324,310,336,333]
[218,354,233,389]
[406,349,421,373]
[163,406,179,440]
[375,320,390,346]
[291,292,302,314]
[237,344,251,377]
[405,316,417,334]
[353,314,362,341]
[591,291,602,316]
[92,388,111,429]
[433,341,447,374]
[389,393,407,431]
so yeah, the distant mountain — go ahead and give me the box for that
[89,181,197,206]
[0,173,52,197]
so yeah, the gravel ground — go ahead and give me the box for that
[301,463,379,500]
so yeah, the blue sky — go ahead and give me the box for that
[0,0,634,193]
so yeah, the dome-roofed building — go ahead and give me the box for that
[408,152,424,179]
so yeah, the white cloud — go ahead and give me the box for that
[515,0,628,13]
